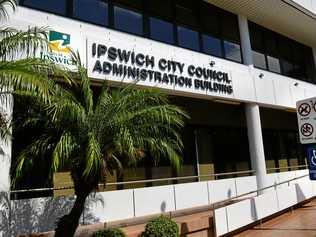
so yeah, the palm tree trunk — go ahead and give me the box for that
[54,189,90,237]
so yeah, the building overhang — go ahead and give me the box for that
[207,0,316,46]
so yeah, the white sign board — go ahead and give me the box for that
[297,97,316,144]
[86,35,234,99]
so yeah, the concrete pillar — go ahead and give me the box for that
[239,15,268,192]
[238,15,253,66]
[245,104,268,193]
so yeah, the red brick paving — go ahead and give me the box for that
[236,199,316,237]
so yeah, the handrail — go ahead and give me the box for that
[10,169,255,194]
[212,173,309,210]
[10,165,307,194]
[266,164,307,171]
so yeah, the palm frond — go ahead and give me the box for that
[0,0,16,22]
[0,26,49,60]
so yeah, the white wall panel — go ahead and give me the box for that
[254,191,279,219]
[230,70,256,102]
[235,176,257,196]
[276,185,298,210]
[273,78,293,108]
[253,70,275,105]
[89,190,134,222]
[134,185,175,217]
[277,171,296,189]
[214,207,228,236]
[174,182,209,210]
[208,178,236,204]
[226,199,257,232]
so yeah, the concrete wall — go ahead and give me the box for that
[1,170,311,236]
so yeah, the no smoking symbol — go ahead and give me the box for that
[301,123,314,137]
[298,103,311,117]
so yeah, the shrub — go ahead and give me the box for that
[142,215,179,237]
[92,228,126,237]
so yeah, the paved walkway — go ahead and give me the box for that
[236,199,316,237]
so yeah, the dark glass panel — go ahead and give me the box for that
[278,36,293,61]
[265,31,279,57]
[74,0,108,26]
[114,6,143,35]
[253,51,267,69]
[267,55,281,73]
[23,0,66,15]
[175,0,198,28]
[281,59,294,77]
[220,12,240,42]
[200,1,220,35]
[177,26,199,51]
[149,17,174,44]
[224,41,242,62]
[114,0,142,11]
[249,23,264,51]
[146,0,173,20]
[202,34,222,57]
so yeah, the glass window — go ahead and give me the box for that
[146,0,173,20]
[220,12,240,42]
[202,34,222,57]
[175,0,198,28]
[200,2,220,36]
[281,60,294,77]
[177,26,199,51]
[249,23,264,51]
[253,51,267,69]
[224,41,242,62]
[74,0,108,26]
[22,0,66,15]
[267,56,281,73]
[114,0,142,11]
[114,6,143,35]
[149,17,174,44]
[264,31,279,60]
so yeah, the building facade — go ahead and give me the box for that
[2,0,316,196]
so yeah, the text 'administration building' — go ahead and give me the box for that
[3,0,316,195]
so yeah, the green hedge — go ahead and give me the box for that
[142,215,179,237]
[92,228,126,237]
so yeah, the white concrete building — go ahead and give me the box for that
[2,0,316,235]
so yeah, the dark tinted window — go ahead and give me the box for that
[114,6,143,35]
[253,51,267,69]
[149,17,174,44]
[175,0,198,28]
[202,34,222,57]
[74,0,108,26]
[177,26,199,51]
[221,12,240,42]
[114,0,142,10]
[147,0,173,20]
[200,2,220,36]
[267,56,281,73]
[23,0,66,15]
[224,41,242,62]
[249,21,315,82]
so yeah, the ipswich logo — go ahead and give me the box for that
[49,31,71,54]
[40,30,74,66]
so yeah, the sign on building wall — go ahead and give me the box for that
[86,36,234,99]
[296,97,316,144]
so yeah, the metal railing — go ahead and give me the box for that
[10,164,307,195]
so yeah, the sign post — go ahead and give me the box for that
[296,97,316,180]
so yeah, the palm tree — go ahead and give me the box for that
[0,0,68,140]
[13,53,188,236]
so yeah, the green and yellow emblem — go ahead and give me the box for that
[49,31,71,54]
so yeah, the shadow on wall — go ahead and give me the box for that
[0,191,103,236]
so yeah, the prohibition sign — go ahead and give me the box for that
[301,123,314,137]
[298,103,311,117]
